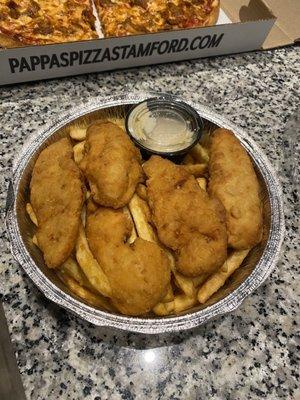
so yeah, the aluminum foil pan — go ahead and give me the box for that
[6,92,285,334]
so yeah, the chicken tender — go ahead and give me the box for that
[86,206,171,315]
[80,121,143,208]
[30,138,84,268]
[143,156,227,277]
[208,129,263,249]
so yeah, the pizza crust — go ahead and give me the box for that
[206,1,220,26]
[0,32,24,49]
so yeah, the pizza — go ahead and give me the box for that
[0,0,220,47]
[0,0,97,47]
[96,0,220,37]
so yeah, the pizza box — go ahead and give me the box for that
[0,0,297,86]
[261,0,300,48]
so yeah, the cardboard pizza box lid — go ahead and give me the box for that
[222,0,299,49]
[261,0,300,48]
[222,0,275,24]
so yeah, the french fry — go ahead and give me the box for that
[173,272,195,297]
[26,203,38,226]
[129,193,175,266]
[128,194,157,243]
[198,249,250,304]
[60,257,92,288]
[123,207,137,244]
[220,259,229,273]
[76,224,112,297]
[153,300,174,316]
[129,231,138,245]
[27,203,39,247]
[197,177,207,191]
[136,184,148,201]
[73,141,85,164]
[191,274,208,288]
[57,272,113,311]
[182,154,195,165]
[165,253,198,298]
[129,194,197,297]
[128,226,137,244]
[158,245,196,298]
[32,235,38,246]
[190,143,210,164]
[174,293,198,313]
[69,125,87,140]
[161,285,174,303]
[183,164,207,177]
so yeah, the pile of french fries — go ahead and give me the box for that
[26,121,250,316]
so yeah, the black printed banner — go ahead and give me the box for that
[0,20,274,85]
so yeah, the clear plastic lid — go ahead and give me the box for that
[126,98,203,156]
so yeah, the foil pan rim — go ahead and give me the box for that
[6,91,285,334]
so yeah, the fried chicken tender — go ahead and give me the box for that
[86,206,171,316]
[208,129,263,249]
[80,121,143,208]
[143,156,227,277]
[30,138,84,268]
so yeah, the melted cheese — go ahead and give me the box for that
[96,0,219,37]
[0,0,97,45]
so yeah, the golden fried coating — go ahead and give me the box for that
[86,206,171,315]
[30,138,84,268]
[208,129,263,249]
[80,121,143,208]
[143,156,227,277]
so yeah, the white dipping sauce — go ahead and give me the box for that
[133,107,195,152]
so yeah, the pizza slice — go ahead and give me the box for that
[95,0,220,38]
[0,0,98,47]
